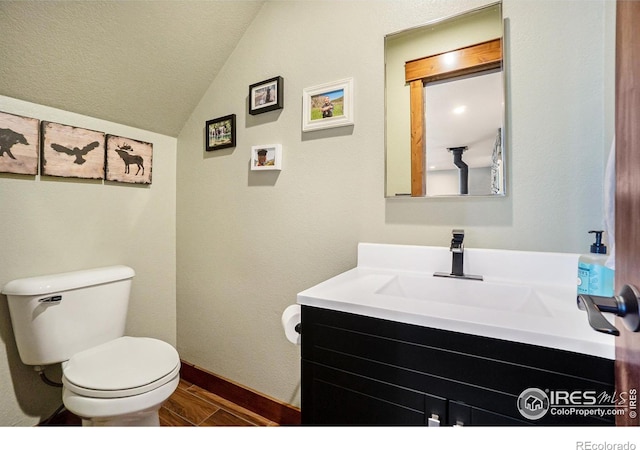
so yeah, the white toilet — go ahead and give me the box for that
[2,266,180,426]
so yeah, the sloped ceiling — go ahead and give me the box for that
[0,1,265,137]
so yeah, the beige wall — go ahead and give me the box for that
[176,0,614,408]
[0,95,177,426]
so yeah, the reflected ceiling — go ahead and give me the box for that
[426,70,503,171]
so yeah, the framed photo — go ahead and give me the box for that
[302,77,354,132]
[0,110,39,175]
[249,76,284,115]
[251,144,282,171]
[206,114,236,151]
[105,135,153,184]
[41,121,105,179]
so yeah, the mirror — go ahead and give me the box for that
[385,3,505,197]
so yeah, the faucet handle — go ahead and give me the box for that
[451,229,464,252]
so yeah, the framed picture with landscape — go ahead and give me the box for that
[302,77,354,132]
[206,114,236,151]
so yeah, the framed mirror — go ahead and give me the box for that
[385,2,505,197]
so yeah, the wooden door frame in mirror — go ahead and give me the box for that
[405,38,502,196]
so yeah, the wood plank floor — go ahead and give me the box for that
[160,378,278,426]
[43,378,278,426]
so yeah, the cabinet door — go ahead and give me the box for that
[446,400,529,426]
[471,406,531,426]
[303,362,426,425]
[447,401,471,426]
[424,393,448,426]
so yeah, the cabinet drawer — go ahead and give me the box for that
[302,306,613,385]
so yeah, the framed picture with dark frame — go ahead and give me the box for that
[206,114,236,151]
[249,76,284,115]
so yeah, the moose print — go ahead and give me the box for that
[106,135,152,184]
[114,144,144,176]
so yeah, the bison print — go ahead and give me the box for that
[0,111,39,175]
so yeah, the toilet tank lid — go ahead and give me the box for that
[2,265,135,296]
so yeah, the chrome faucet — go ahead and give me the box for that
[434,229,483,281]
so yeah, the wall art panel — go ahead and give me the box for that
[41,121,105,179]
[105,135,153,184]
[0,111,39,175]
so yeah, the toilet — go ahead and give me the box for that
[1,266,180,426]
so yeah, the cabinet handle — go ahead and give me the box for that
[428,414,440,427]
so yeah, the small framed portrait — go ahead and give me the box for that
[249,76,284,115]
[206,114,236,151]
[251,144,282,171]
[302,77,354,132]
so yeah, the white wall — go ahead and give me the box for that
[0,95,177,426]
[176,0,614,408]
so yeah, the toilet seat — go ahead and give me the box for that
[62,336,180,399]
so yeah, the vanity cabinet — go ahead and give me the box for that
[301,306,615,426]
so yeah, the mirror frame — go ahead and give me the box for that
[384,2,506,198]
[406,38,503,196]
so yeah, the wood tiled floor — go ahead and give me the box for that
[159,379,278,427]
[44,378,278,426]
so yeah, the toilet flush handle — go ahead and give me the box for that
[577,284,640,335]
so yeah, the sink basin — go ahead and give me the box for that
[375,274,553,317]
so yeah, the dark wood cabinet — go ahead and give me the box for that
[301,306,615,426]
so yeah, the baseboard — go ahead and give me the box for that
[179,360,301,425]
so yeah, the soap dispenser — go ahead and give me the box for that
[577,230,615,297]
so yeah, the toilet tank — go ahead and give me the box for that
[2,266,135,366]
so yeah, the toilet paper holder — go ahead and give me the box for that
[281,304,302,345]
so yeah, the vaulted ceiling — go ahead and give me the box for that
[0,1,265,137]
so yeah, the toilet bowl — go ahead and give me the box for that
[1,266,180,426]
[61,336,180,426]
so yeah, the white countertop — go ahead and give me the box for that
[297,243,615,359]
